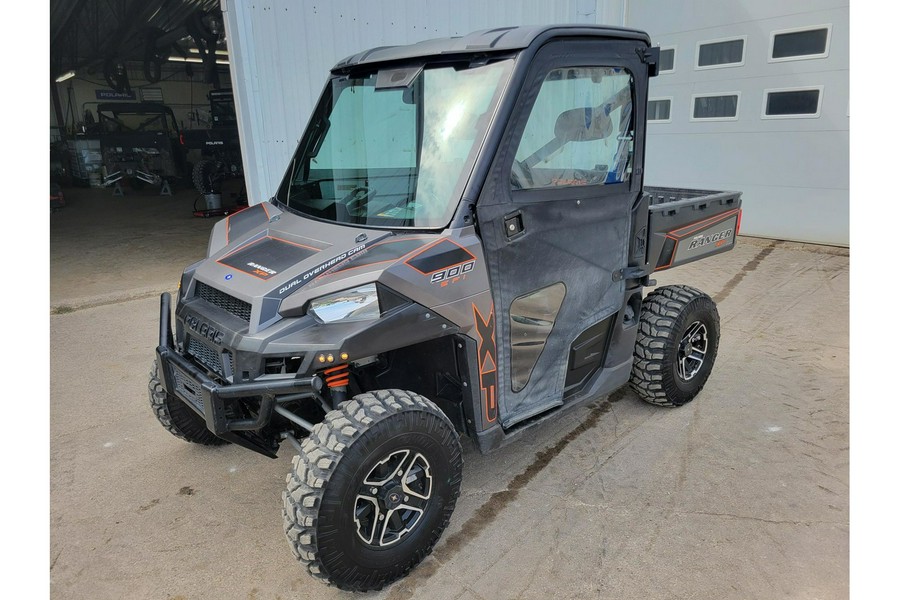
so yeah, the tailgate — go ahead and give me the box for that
[643,187,742,272]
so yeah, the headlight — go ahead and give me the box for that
[308,284,380,324]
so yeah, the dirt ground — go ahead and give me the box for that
[49,187,849,599]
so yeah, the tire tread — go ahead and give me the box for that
[148,361,227,445]
[282,389,460,592]
[629,285,720,407]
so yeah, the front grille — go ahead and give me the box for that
[195,281,252,321]
[188,336,225,377]
[172,366,204,411]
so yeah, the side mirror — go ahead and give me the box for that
[554,107,613,143]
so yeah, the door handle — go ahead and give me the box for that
[504,211,525,240]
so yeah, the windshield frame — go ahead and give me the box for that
[274,57,515,231]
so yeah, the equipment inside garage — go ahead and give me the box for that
[50,0,247,216]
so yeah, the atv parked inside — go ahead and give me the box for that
[150,25,742,592]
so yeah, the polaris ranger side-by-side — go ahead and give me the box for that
[150,25,742,592]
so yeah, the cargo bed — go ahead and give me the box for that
[636,186,743,273]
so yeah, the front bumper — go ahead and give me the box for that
[155,292,323,457]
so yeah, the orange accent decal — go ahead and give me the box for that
[314,236,433,279]
[224,204,252,244]
[669,209,740,239]
[215,235,320,279]
[404,238,477,276]
[472,303,498,424]
[655,235,680,271]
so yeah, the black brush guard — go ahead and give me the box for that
[154,293,323,457]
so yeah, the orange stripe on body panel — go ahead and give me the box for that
[472,303,498,424]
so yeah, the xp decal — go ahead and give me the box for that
[472,303,498,424]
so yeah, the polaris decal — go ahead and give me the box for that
[184,313,225,345]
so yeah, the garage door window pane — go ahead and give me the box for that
[512,66,634,189]
[698,39,744,67]
[659,48,675,72]
[648,99,671,121]
[693,95,738,119]
[772,28,829,59]
[765,89,821,116]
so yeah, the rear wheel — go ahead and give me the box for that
[148,361,227,445]
[630,285,720,407]
[283,389,463,592]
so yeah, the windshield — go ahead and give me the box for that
[275,60,512,229]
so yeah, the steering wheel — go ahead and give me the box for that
[342,186,374,218]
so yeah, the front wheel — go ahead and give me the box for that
[148,361,228,445]
[283,389,463,592]
[630,285,720,407]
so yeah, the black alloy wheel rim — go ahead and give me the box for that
[353,449,433,547]
[676,321,708,381]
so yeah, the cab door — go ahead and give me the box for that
[475,38,649,427]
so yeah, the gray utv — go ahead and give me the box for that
[150,25,742,592]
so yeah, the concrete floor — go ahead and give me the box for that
[49,187,849,600]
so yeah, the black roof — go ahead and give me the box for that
[333,24,651,72]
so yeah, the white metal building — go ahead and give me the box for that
[631,0,849,246]
[222,0,849,245]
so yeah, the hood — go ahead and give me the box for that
[189,202,434,332]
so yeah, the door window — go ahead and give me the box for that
[511,66,634,190]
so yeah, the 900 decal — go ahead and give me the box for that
[405,239,479,287]
[430,260,475,284]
